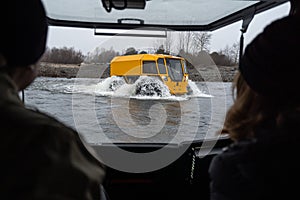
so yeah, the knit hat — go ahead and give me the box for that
[239,15,300,99]
[0,0,48,67]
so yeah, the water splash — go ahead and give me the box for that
[135,76,171,97]
[31,76,212,100]
[188,80,213,98]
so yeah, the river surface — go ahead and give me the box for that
[24,76,233,144]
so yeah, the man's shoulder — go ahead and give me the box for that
[29,108,74,130]
[27,108,79,140]
[1,103,76,137]
[24,108,104,164]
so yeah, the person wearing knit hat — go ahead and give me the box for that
[239,15,300,100]
[0,1,107,199]
[208,7,300,200]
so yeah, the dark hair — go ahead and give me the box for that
[223,72,276,140]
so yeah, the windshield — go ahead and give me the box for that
[42,0,257,27]
[166,58,184,82]
[183,60,188,74]
[25,1,290,145]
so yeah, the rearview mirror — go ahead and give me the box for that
[101,0,146,12]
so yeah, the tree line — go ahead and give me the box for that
[41,32,240,66]
[41,47,85,64]
[152,31,239,66]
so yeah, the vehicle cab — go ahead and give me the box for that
[110,53,189,95]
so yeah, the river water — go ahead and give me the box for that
[24,76,233,144]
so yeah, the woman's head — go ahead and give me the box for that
[239,15,300,99]
[224,15,300,140]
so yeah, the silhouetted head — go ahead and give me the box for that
[239,15,300,101]
[0,0,48,68]
[224,15,300,140]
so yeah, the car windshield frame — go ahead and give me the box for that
[35,0,290,145]
[42,0,289,31]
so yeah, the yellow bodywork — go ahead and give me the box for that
[110,54,143,76]
[110,54,188,95]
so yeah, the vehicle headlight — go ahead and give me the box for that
[161,76,168,81]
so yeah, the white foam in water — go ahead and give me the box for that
[70,76,212,100]
[134,76,171,97]
[96,76,125,91]
[113,83,136,97]
[92,76,123,96]
[63,84,93,94]
[188,80,213,98]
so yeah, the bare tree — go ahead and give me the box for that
[85,46,119,63]
[177,32,185,53]
[152,30,212,55]
[184,31,193,53]
[164,31,173,53]
[177,31,194,53]
[153,31,174,54]
[218,41,240,66]
[192,32,212,53]
[41,46,85,64]
[231,41,240,65]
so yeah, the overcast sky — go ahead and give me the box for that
[46,2,290,55]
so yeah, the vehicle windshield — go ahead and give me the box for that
[183,61,188,74]
[42,0,257,27]
[25,0,290,145]
[166,58,184,82]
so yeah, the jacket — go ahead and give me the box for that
[209,119,300,200]
[0,73,106,200]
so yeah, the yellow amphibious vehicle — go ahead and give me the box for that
[110,54,189,95]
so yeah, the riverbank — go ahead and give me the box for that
[38,62,81,78]
[38,62,237,82]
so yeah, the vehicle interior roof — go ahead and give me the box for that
[42,0,289,31]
